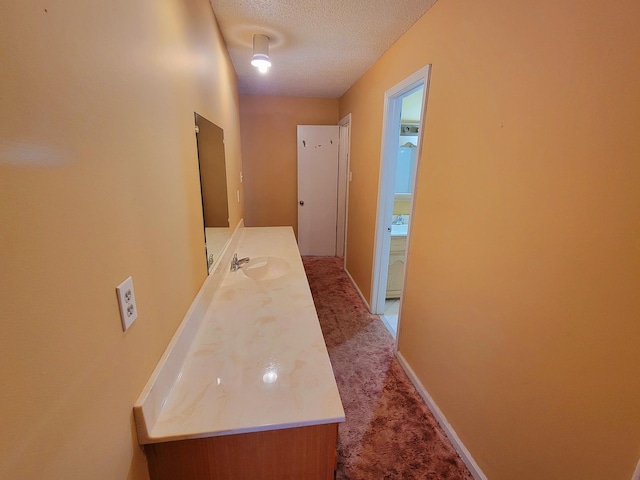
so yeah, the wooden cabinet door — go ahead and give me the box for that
[386,236,406,298]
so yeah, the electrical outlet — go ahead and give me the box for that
[116,276,138,331]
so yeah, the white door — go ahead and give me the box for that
[297,125,340,256]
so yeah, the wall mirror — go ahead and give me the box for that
[396,125,418,195]
[195,113,230,273]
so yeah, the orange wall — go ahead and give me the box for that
[0,1,242,479]
[340,0,640,478]
[239,95,339,236]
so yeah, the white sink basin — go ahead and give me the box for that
[242,256,291,281]
[391,224,408,236]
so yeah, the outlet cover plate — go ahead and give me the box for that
[116,276,138,331]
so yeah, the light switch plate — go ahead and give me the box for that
[116,276,138,331]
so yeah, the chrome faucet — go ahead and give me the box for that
[230,253,250,271]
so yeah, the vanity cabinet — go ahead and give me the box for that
[134,227,344,480]
[145,423,338,480]
[386,235,407,298]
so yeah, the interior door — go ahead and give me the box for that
[297,125,340,256]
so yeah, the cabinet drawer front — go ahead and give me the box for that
[146,423,339,480]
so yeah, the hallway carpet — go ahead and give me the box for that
[302,256,473,480]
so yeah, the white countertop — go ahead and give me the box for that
[134,226,344,444]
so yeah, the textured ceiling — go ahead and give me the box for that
[208,0,438,98]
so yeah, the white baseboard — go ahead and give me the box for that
[396,351,487,480]
[343,266,372,312]
[632,458,640,480]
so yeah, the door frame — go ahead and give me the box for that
[371,66,431,319]
[337,114,352,260]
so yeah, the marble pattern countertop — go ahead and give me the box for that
[134,226,344,444]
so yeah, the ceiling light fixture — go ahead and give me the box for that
[251,34,271,73]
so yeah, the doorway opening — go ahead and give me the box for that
[371,66,431,341]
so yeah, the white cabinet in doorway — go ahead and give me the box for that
[386,235,406,299]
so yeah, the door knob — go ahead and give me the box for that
[299,201,304,206]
